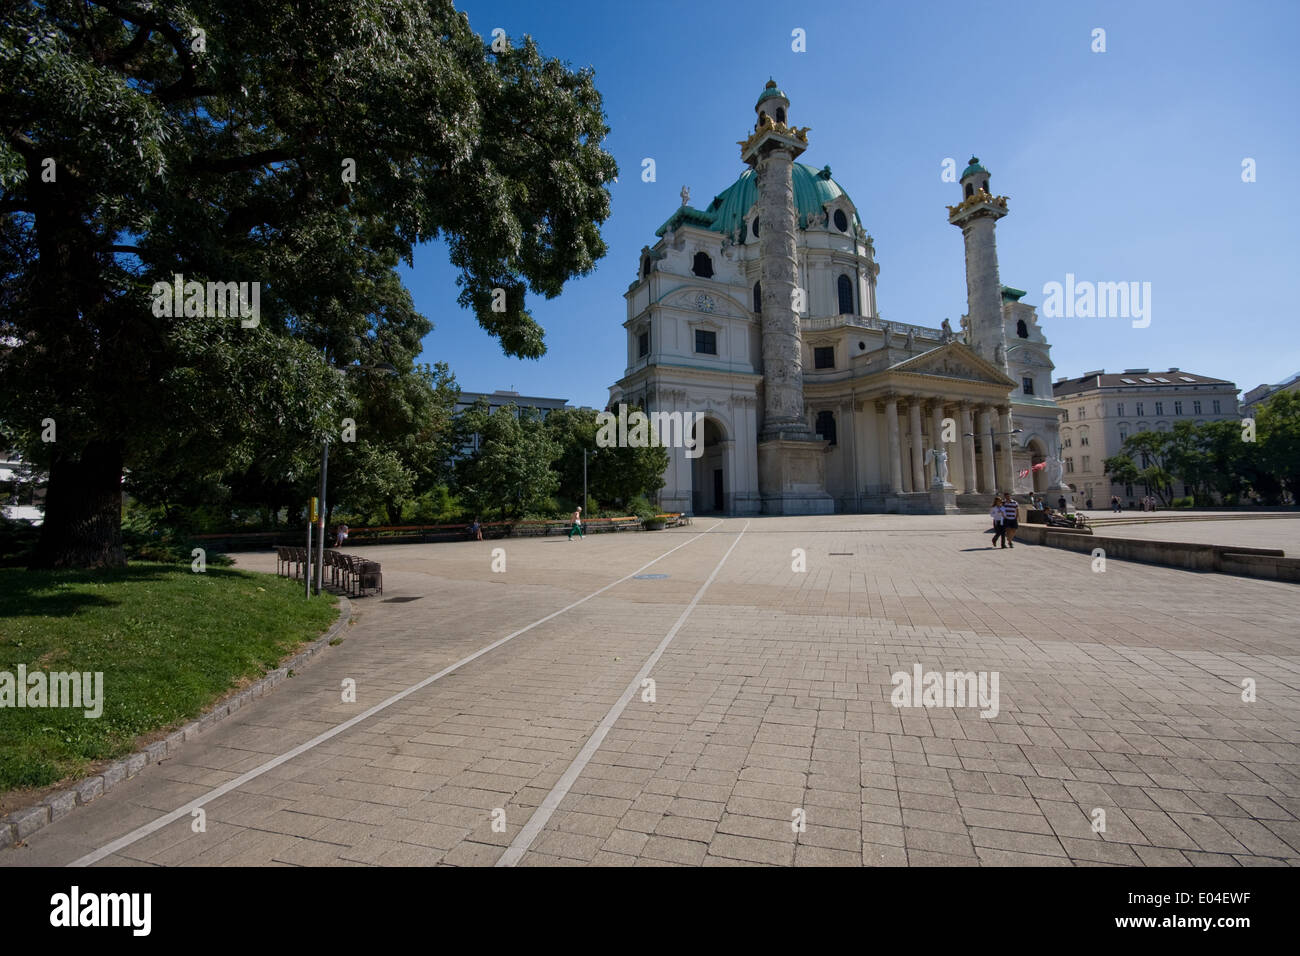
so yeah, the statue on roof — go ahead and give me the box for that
[905,328,915,350]
[881,321,893,348]
[680,185,690,207]
[940,318,954,343]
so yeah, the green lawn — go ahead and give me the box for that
[0,563,339,794]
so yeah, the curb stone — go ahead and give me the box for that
[0,594,353,852]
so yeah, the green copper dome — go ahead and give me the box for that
[960,156,989,180]
[755,78,787,107]
[656,163,858,237]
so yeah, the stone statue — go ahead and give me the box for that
[880,321,893,348]
[927,448,950,487]
[905,328,915,351]
[1046,457,1064,488]
[940,318,954,343]
[680,185,690,207]
[994,342,1005,366]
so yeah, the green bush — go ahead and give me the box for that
[1171,496,1195,509]
[627,495,658,522]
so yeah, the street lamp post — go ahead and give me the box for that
[312,360,396,597]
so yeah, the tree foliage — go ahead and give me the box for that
[0,1,617,566]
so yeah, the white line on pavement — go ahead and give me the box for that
[496,521,750,867]
[68,521,726,867]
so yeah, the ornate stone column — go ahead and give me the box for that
[997,404,1015,493]
[908,399,925,493]
[979,406,996,493]
[884,395,902,494]
[960,401,977,494]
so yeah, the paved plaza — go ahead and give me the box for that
[4,514,1299,867]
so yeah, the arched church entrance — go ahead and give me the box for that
[691,417,728,514]
[1027,438,1049,494]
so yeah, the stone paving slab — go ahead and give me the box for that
[2,515,1297,867]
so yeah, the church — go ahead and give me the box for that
[609,81,1068,515]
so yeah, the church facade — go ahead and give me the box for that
[609,81,1068,515]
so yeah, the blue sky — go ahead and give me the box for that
[401,0,1300,409]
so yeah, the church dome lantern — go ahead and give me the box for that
[959,156,991,199]
[754,78,789,128]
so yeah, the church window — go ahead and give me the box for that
[1022,376,1034,396]
[833,209,848,232]
[758,111,768,126]
[837,275,854,314]
[1174,401,1183,415]
[692,252,714,278]
[643,257,652,277]
[982,179,989,193]
[965,183,974,198]
[753,281,762,314]
[694,329,717,355]
[638,331,649,358]
[1193,400,1202,414]
[752,217,760,238]
[814,347,835,369]
[775,106,786,123]
[1016,319,1028,338]
[815,410,837,445]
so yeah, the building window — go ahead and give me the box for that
[1136,402,1144,415]
[1154,401,1164,415]
[1022,376,1034,396]
[1119,428,1128,442]
[775,106,786,123]
[837,274,854,314]
[1078,407,1085,419]
[1063,437,1072,448]
[642,258,652,277]
[833,209,848,232]
[1116,403,1124,416]
[965,183,974,197]
[1193,400,1202,414]
[814,346,835,369]
[1174,400,1183,415]
[1213,399,1222,413]
[815,410,837,445]
[694,329,717,355]
[1062,409,1069,422]
[753,281,761,314]
[1065,457,1074,474]
[1016,319,1028,338]
[638,331,649,358]
[752,217,760,238]
[1080,434,1089,446]
[691,252,714,278]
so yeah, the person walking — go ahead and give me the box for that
[568,506,585,540]
[989,494,1005,549]
[1002,493,1020,548]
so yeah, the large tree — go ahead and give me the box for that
[0,1,617,567]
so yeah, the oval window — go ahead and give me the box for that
[833,209,848,232]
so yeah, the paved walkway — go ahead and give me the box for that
[1086,516,1298,555]
[4,515,1298,867]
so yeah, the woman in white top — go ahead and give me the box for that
[989,495,1004,549]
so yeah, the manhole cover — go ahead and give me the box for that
[633,573,670,579]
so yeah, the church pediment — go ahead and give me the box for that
[662,287,749,320]
[889,342,1016,387]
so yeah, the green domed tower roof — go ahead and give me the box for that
[755,78,787,107]
[960,156,989,180]
[656,162,859,237]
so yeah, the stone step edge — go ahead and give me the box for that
[0,594,353,852]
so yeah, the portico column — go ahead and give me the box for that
[960,402,977,494]
[884,396,902,494]
[979,406,996,493]
[997,405,1015,493]
[930,401,948,488]
[908,398,925,493]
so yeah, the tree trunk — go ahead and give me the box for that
[30,441,127,569]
